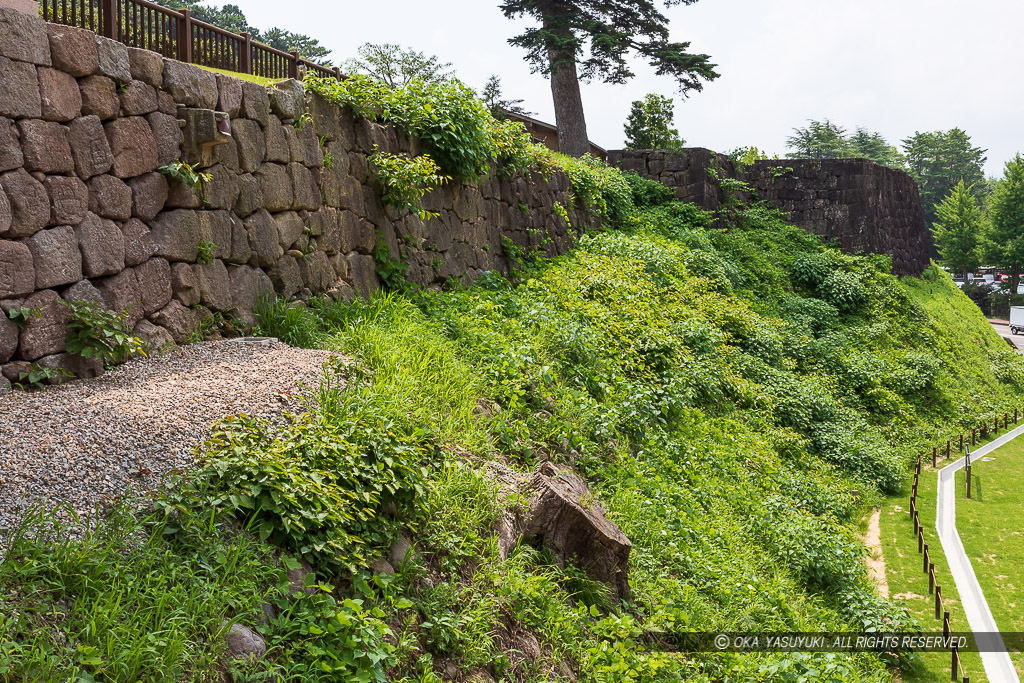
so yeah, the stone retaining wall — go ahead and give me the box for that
[0,7,592,388]
[608,148,931,277]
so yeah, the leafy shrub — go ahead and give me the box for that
[62,299,146,365]
[623,170,675,207]
[163,370,441,572]
[818,271,868,313]
[555,153,634,225]
[369,148,449,219]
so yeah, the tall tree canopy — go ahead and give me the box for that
[931,181,982,280]
[786,120,905,169]
[901,128,987,228]
[342,43,454,88]
[985,154,1024,292]
[623,93,685,151]
[479,75,534,119]
[151,0,332,64]
[500,0,718,157]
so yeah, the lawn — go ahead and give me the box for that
[877,462,987,682]
[957,434,1024,677]
[196,65,282,86]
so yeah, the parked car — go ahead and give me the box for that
[1010,307,1024,335]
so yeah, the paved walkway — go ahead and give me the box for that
[936,423,1024,683]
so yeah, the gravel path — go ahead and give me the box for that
[0,339,338,537]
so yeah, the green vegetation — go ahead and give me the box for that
[197,65,280,87]
[958,437,1024,677]
[623,93,686,152]
[62,299,147,366]
[903,129,988,229]
[369,149,449,219]
[4,157,1023,680]
[342,43,454,88]
[984,154,1024,292]
[785,119,905,170]
[931,180,983,281]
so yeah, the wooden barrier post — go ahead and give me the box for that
[929,563,935,593]
[972,429,976,445]
[966,465,972,498]
[919,528,924,553]
[289,50,300,79]
[178,9,193,64]
[936,585,942,620]
[100,0,116,39]
[946,440,951,459]
[924,543,930,573]
[933,447,938,468]
[952,642,958,681]
[913,509,919,534]
[240,32,252,74]
[959,433,964,451]
[943,610,950,639]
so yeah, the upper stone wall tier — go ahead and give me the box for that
[0,8,595,388]
[607,148,930,277]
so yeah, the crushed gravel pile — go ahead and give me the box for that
[0,339,337,536]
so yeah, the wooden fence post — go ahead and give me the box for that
[946,440,951,459]
[918,528,924,553]
[966,465,971,498]
[924,543,930,573]
[178,9,193,64]
[913,509,919,533]
[100,0,116,39]
[959,433,964,451]
[240,32,252,74]
[929,563,935,593]
[933,447,938,468]
[952,642,958,681]
[289,50,300,79]
[935,585,942,620]
[943,610,950,639]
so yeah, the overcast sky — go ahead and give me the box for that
[235,0,1022,177]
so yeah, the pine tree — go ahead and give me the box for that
[986,155,1024,293]
[932,181,982,280]
[623,94,685,151]
[902,128,987,228]
[499,0,718,157]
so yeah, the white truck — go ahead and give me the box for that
[1010,306,1024,335]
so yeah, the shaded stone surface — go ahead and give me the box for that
[95,268,143,326]
[37,66,82,122]
[27,225,82,289]
[0,57,41,119]
[0,6,51,66]
[79,75,119,120]
[75,212,125,277]
[18,119,74,174]
[0,117,23,173]
[134,256,171,314]
[47,24,98,77]
[105,117,159,178]
[151,209,200,262]
[127,46,163,87]
[162,59,217,109]
[127,171,168,222]
[0,239,35,298]
[94,35,130,83]
[44,175,88,226]
[68,115,114,179]
[150,299,195,343]
[119,80,158,116]
[87,174,132,221]
[0,168,49,238]
[121,217,155,266]
[17,289,68,361]
[146,111,181,166]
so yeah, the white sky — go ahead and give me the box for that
[234,0,1023,177]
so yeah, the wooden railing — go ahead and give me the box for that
[39,0,342,83]
[906,409,1023,682]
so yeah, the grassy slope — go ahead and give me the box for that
[3,196,1024,682]
[958,436,1024,676]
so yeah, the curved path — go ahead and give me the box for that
[936,424,1024,683]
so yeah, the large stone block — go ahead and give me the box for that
[0,117,22,172]
[0,6,51,66]
[134,256,171,314]
[79,74,119,120]
[169,260,199,306]
[0,168,48,237]
[105,117,158,178]
[306,92,337,141]
[44,175,88,225]
[134,318,174,354]
[269,79,304,122]
[151,208,200,262]
[274,211,304,251]
[18,289,70,361]
[46,24,98,77]
[256,163,292,212]
[95,267,143,327]
[289,163,321,211]
[67,114,113,179]
[227,264,257,328]
[119,80,157,116]
[234,173,262,218]
[243,209,279,268]
[127,46,162,87]
[197,210,232,260]
[0,57,41,119]
[93,35,130,83]
[150,299,195,343]
[75,211,125,277]
[216,73,242,117]
[162,58,217,109]
[0,238,34,297]
[213,134,238,171]
[264,119,290,163]
[227,212,251,264]
[240,80,269,127]
[62,277,104,304]
[298,250,334,293]
[27,225,81,289]
[204,164,239,211]
[38,66,82,122]
[193,259,231,312]
[268,254,301,298]
[231,118,264,173]
[335,210,376,254]
[127,171,168,222]
[347,253,379,297]
[0,184,9,234]
[121,217,155,266]
[146,111,181,166]
[18,119,74,174]
[87,174,132,221]
[0,309,16,362]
